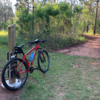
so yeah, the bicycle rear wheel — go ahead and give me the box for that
[1,58,28,91]
[38,50,50,73]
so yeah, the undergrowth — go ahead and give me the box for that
[0,30,87,49]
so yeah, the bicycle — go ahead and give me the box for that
[1,39,50,91]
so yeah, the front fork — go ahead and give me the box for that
[38,50,46,62]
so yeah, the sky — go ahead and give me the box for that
[10,0,16,13]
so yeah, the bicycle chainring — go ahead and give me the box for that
[29,67,34,73]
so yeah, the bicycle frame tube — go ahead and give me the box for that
[25,44,39,67]
[16,44,39,75]
[25,44,39,56]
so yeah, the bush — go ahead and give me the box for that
[0,22,7,30]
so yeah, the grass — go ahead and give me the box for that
[19,53,100,100]
[0,30,8,45]
[0,30,8,69]
[0,30,100,99]
[83,30,99,36]
[0,30,8,36]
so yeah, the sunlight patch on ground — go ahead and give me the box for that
[0,30,8,36]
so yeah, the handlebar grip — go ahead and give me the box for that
[42,40,47,43]
[27,42,34,44]
[27,39,47,45]
[27,42,30,44]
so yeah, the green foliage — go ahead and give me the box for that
[73,5,83,14]
[82,8,89,15]
[0,0,14,28]
[46,3,60,17]
[96,20,100,34]
[0,22,7,30]
[59,2,69,12]
[59,2,73,18]
[78,22,83,29]
[15,7,34,39]
[15,1,85,48]
[7,18,14,27]
[0,30,8,45]
[96,20,100,27]
[0,18,14,30]
[35,4,46,19]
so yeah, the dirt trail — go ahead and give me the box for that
[57,34,100,58]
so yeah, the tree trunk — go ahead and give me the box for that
[32,0,34,35]
[87,3,92,33]
[4,13,7,23]
[43,0,46,5]
[93,0,99,35]
[87,22,89,32]
[70,0,72,11]
[83,21,86,32]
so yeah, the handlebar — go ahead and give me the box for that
[27,39,47,45]
[42,40,47,43]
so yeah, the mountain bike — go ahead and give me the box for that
[1,39,50,91]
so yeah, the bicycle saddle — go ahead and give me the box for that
[15,44,24,49]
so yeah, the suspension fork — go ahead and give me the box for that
[38,50,45,62]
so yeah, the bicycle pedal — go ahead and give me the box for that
[29,67,34,73]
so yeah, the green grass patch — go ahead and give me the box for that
[0,45,8,77]
[83,30,99,36]
[0,30,8,45]
[0,30,8,36]
[77,36,86,42]
[19,53,100,100]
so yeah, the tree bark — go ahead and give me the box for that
[87,21,89,32]
[32,0,34,35]
[71,0,72,11]
[87,3,92,32]
[4,13,7,23]
[93,0,99,35]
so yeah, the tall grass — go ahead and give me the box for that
[0,29,87,50]
[0,30,8,45]
[83,30,99,36]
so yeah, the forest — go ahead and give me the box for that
[0,0,100,48]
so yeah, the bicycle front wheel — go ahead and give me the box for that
[38,50,50,73]
[1,58,28,91]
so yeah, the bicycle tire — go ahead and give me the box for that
[38,50,50,73]
[1,58,28,91]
